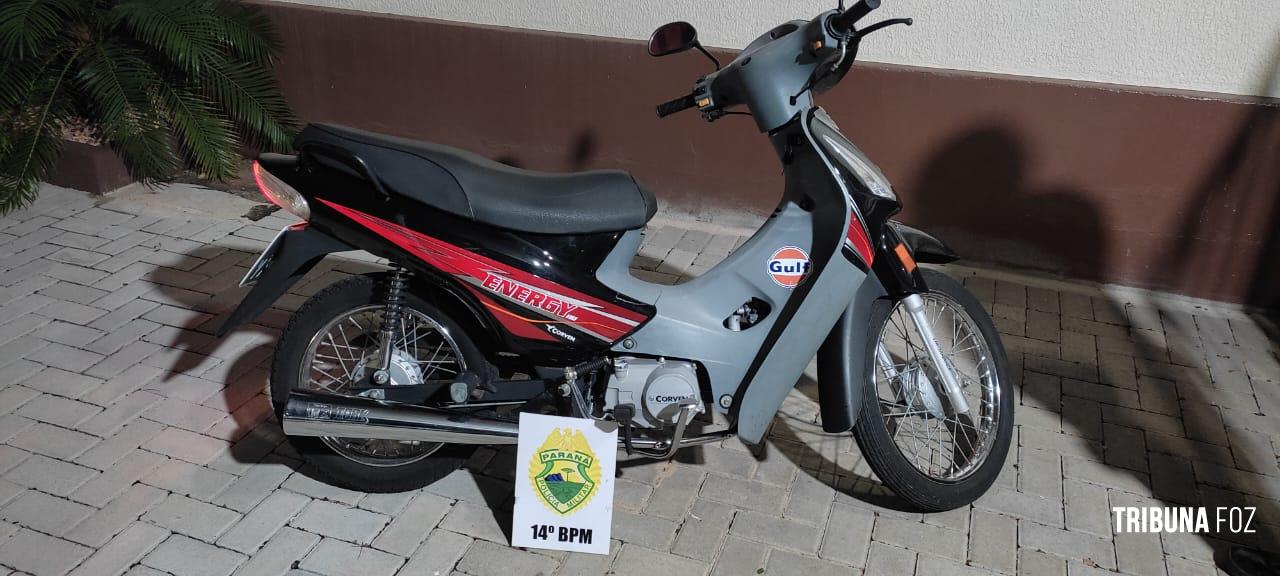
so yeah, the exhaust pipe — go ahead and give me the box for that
[281,391,519,445]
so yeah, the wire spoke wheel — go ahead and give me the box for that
[874,292,1001,483]
[299,304,465,467]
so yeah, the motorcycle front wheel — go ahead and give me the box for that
[270,274,484,492]
[851,269,1014,511]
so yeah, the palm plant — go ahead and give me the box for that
[0,0,294,214]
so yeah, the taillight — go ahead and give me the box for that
[252,161,310,220]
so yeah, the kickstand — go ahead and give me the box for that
[615,404,636,456]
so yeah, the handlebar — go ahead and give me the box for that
[828,0,881,37]
[656,94,697,118]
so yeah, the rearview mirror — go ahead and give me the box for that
[648,22,698,57]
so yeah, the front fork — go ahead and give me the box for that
[900,293,969,414]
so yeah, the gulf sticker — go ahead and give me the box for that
[768,246,811,288]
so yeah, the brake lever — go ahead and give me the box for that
[853,17,913,40]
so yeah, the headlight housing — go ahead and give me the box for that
[253,161,310,220]
[810,110,897,201]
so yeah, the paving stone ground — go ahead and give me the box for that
[0,183,1278,576]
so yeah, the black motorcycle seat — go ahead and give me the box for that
[295,123,656,234]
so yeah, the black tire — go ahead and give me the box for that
[851,269,1014,511]
[270,274,483,493]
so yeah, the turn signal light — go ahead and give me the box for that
[252,161,310,220]
[894,242,917,274]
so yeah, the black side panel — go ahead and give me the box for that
[216,227,353,336]
[815,276,886,433]
[891,221,959,264]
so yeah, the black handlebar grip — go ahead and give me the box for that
[830,0,882,35]
[656,94,696,118]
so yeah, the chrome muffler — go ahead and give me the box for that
[281,390,519,445]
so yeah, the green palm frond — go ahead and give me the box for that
[215,2,280,64]
[158,81,239,180]
[76,40,177,181]
[109,0,224,74]
[0,0,79,59]
[0,0,295,215]
[203,59,293,150]
[0,48,81,213]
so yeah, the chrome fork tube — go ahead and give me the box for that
[902,294,970,414]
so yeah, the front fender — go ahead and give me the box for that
[216,226,353,336]
[815,275,886,433]
[891,221,958,264]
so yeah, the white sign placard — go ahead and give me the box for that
[511,413,617,555]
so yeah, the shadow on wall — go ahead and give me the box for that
[1162,41,1280,316]
[908,127,1108,284]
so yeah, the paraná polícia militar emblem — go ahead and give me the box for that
[529,427,600,515]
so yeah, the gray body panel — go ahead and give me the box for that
[600,206,836,417]
[598,108,870,444]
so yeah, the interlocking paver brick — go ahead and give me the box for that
[278,471,364,506]
[142,534,247,576]
[612,509,679,550]
[67,483,167,547]
[15,394,102,428]
[700,473,785,514]
[71,448,167,506]
[670,498,734,562]
[369,492,450,556]
[295,538,402,576]
[230,526,320,576]
[729,510,823,554]
[866,541,916,575]
[33,319,105,346]
[612,543,708,576]
[457,539,556,576]
[217,490,311,554]
[0,527,94,576]
[968,509,1016,574]
[290,500,389,545]
[143,494,242,542]
[437,500,507,544]
[67,522,170,576]
[1019,521,1116,570]
[75,419,165,470]
[5,454,96,496]
[1,489,95,537]
[398,529,472,576]
[873,515,968,563]
[20,367,104,399]
[144,427,229,464]
[143,459,238,501]
[818,502,873,567]
[212,458,295,513]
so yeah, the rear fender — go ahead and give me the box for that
[216,226,353,336]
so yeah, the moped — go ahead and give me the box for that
[221,0,1013,511]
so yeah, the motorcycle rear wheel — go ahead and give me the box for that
[270,274,484,492]
[851,269,1014,511]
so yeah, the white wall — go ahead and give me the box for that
[277,0,1280,98]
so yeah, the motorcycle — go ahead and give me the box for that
[220,0,1013,511]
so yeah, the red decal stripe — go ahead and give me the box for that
[318,199,644,342]
[845,218,875,267]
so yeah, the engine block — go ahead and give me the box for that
[604,357,703,429]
